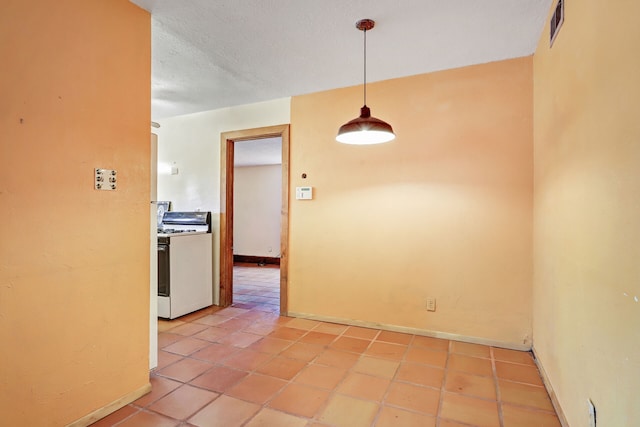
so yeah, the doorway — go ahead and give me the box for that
[219,124,290,314]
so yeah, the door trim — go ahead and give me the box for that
[219,124,290,314]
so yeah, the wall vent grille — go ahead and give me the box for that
[550,0,564,46]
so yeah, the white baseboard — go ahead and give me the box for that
[65,382,151,427]
[287,311,531,351]
[532,347,570,427]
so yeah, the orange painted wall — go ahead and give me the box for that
[289,57,533,346]
[532,0,640,425]
[0,1,151,425]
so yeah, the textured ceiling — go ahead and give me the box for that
[130,0,552,120]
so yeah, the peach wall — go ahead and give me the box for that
[289,57,533,346]
[0,1,151,425]
[532,1,640,425]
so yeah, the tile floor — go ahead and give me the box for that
[91,264,561,427]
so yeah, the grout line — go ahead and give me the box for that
[434,340,453,427]
[491,346,506,427]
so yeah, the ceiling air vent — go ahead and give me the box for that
[550,0,564,46]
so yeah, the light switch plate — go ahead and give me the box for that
[95,168,117,190]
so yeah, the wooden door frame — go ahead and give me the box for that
[219,124,290,314]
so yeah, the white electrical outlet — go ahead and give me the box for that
[426,297,436,312]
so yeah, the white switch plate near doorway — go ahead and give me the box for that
[296,186,313,200]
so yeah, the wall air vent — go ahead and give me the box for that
[550,0,564,46]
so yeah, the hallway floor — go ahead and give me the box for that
[92,264,561,427]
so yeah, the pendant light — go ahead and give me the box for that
[336,19,395,145]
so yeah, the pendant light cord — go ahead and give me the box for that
[363,28,367,106]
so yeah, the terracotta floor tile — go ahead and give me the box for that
[89,404,137,427]
[294,364,347,389]
[215,307,251,317]
[318,394,379,427]
[313,322,349,335]
[156,350,183,370]
[163,337,211,356]
[256,313,291,326]
[365,341,407,361]
[495,361,544,385]
[177,308,213,323]
[353,356,400,379]
[498,380,554,411]
[376,330,413,345]
[116,409,179,427]
[188,395,260,427]
[134,376,182,407]
[502,404,562,427]
[148,384,218,420]
[343,325,379,340]
[450,341,491,359]
[492,347,536,366]
[166,322,209,337]
[376,405,436,427]
[405,347,448,367]
[268,326,307,341]
[248,337,293,354]
[158,333,183,349]
[217,317,253,330]
[217,331,263,348]
[298,331,338,346]
[314,348,361,369]
[221,348,273,371]
[286,317,320,330]
[190,342,240,363]
[268,383,331,418]
[243,322,279,336]
[440,392,500,427]
[412,335,450,351]
[447,353,493,377]
[158,319,183,332]
[155,357,213,383]
[192,326,231,342]
[244,408,307,427]
[444,371,497,400]
[279,342,324,362]
[255,355,307,380]
[226,374,288,404]
[385,382,440,415]
[330,336,371,354]
[395,362,444,389]
[189,366,248,392]
[236,310,270,322]
[336,372,390,402]
[191,314,230,326]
